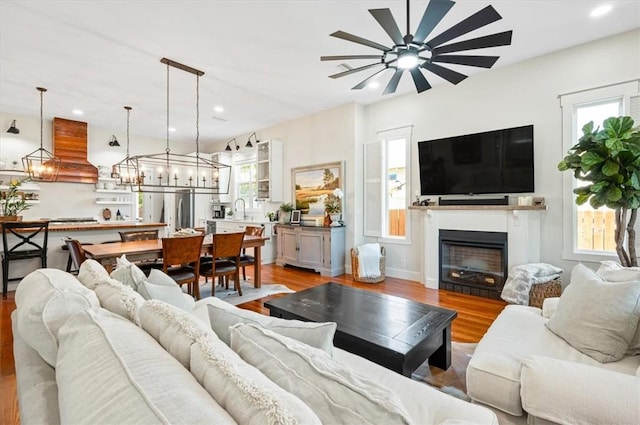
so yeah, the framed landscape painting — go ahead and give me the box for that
[292,161,344,216]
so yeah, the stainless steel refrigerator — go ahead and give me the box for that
[175,189,194,229]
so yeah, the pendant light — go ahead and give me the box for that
[111,106,139,186]
[21,87,61,182]
[129,58,231,194]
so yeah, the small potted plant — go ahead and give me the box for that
[324,188,343,226]
[1,178,30,221]
[279,202,294,223]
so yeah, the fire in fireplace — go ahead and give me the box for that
[439,229,507,299]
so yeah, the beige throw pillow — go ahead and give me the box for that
[229,324,414,425]
[205,297,336,354]
[110,255,146,291]
[77,259,110,289]
[94,279,145,324]
[546,264,640,362]
[137,269,195,312]
[190,332,321,425]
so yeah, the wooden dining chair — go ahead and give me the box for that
[239,226,264,281]
[200,232,244,296]
[2,220,50,297]
[63,237,87,275]
[161,234,205,300]
[120,229,162,274]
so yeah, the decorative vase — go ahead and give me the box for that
[329,213,341,227]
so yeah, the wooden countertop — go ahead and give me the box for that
[46,222,167,232]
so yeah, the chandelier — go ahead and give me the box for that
[124,58,231,194]
[21,87,61,182]
[111,106,139,186]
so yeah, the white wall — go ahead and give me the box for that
[362,29,640,279]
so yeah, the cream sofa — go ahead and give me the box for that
[467,264,640,425]
[12,265,499,425]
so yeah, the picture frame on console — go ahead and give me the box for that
[291,161,344,224]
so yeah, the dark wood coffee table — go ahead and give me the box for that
[264,282,457,377]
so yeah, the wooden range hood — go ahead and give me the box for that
[52,117,98,183]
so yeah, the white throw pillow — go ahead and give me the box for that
[94,278,145,324]
[110,255,146,291]
[77,259,110,289]
[205,297,336,354]
[546,264,640,362]
[139,300,213,368]
[229,324,414,425]
[137,269,195,312]
[15,269,100,366]
[57,308,236,424]
[190,332,321,425]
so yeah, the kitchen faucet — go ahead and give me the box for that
[234,198,246,220]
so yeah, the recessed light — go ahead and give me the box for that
[168,127,176,132]
[72,109,83,115]
[368,81,380,89]
[214,106,224,113]
[590,4,612,17]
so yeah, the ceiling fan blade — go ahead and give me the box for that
[433,31,513,54]
[383,69,404,95]
[369,8,405,46]
[352,68,389,90]
[321,55,383,61]
[330,30,390,52]
[422,62,468,85]
[329,62,384,79]
[413,0,455,44]
[426,5,503,48]
[409,68,432,93]
[432,54,499,68]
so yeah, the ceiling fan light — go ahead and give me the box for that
[397,51,419,69]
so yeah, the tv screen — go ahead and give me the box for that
[418,125,534,196]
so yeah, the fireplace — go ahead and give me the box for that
[439,229,507,299]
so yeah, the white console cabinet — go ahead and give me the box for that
[275,225,345,277]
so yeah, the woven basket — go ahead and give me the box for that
[528,278,562,308]
[351,246,385,283]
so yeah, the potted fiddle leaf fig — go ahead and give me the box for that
[1,178,30,221]
[558,116,640,266]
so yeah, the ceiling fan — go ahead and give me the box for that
[321,0,513,94]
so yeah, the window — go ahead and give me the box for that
[233,152,260,210]
[560,80,640,261]
[364,126,412,242]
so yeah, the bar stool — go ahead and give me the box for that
[2,220,50,297]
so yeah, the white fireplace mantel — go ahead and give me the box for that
[411,205,546,289]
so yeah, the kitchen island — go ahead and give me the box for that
[1,221,166,293]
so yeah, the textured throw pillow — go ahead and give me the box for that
[77,259,110,289]
[205,297,336,354]
[15,269,100,366]
[57,308,236,425]
[137,269,195,312]
[190,332,321,425]
[546,264,640,362]
[139,300,214,368]
[229,324,414,425]
[94,278,145,324]
[110,255,146,291]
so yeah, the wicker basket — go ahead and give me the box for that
[528,278,562,308]
[351,246,386,283]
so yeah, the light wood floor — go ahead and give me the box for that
[0,264,506,425]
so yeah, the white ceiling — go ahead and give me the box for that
[1,1,638,146]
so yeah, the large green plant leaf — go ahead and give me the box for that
[601,160,620,176]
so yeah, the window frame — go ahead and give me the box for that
[560,81,639,262]
[233,151,261,211]
[364,126,412,245]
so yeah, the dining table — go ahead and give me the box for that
[82,233,268,288]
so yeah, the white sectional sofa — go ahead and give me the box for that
[12,264,499,425]
[467,264,640,425]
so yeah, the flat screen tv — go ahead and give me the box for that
[418,125,534,196]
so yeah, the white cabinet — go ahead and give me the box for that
[275,225,345,277]
[210,152,232,204]
[256,140,283,202]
